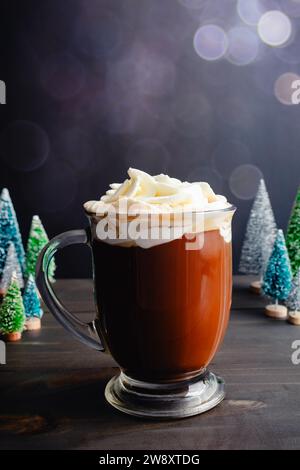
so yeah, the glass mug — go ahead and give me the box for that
[36,206,236,419]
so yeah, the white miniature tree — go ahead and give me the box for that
[239,179,277,292]
[0,242,24,295]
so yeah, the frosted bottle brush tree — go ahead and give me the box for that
[0,242,24,296]
[286,269,300,325]
[25,215,56,281]
[23,274,43,330]
[239,179,277,293]
[0,272,25,342]
[286,186,300,277]
[263,229,292,319]
[0,188,25,277]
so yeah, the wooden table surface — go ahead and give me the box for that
[1,275,300,450]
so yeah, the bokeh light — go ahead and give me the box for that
[40,53,86,101]
[258,10,292,47]
[0,121,49,172]
[274,72,300,105]
[237,0,264,25]
[124,139,170,174]
[193,24,228,61]
[229,164,263,200]
[212,140,252,178]
[226,27,260,65]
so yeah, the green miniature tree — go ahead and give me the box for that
[262,229,292,303]
[0,273,25,341]
[286,187,300,276]
[25,215,56,281]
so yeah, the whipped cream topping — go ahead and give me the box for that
[84,169,234,248]
[84,168,230,214]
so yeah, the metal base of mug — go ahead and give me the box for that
[105,369,225,419]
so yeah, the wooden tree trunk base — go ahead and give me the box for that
[288,311,300,326]
[5,332,22,342]
[25,317,41,331]
[250,280,262,295]
[265,304,287,320]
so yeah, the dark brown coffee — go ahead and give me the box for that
[92,229,232,383]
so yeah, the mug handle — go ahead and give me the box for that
[36,229,104,351]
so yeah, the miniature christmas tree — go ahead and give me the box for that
[0,272,25,341]
[0,188,26,276]
[239,179,277,293]
[286,269,300,325]
[23,274,43,330]
[262,229,292,319]
[25,215,56,281]
[286,187,300,277]
[0,242,24,296]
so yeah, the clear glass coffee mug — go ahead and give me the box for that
[36,206,236,419]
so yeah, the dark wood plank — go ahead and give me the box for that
[0,276,299,450]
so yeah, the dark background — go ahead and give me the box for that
[0,0,299,277]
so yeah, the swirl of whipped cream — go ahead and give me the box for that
[84,168,230,214]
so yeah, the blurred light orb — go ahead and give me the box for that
[178,0,205,9]
[226,27,260,65]
[212,140,252,178]
[193,25,228,61]
[229,164,263,200]
[274,72,300,105]
[40,53,86,101]
[0,121,49,172]
[258,10,292,47]
[237,0,263,25]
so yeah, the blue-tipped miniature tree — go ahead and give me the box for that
[0,188,26,277]
[262,230,292,317]
[239,179,277,290]
[0,242,24,295]
[23,274,43,330]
